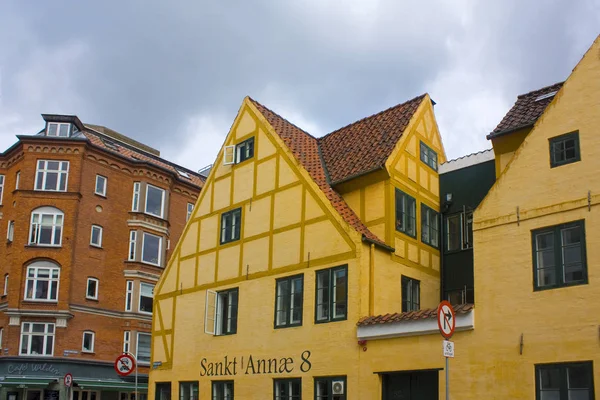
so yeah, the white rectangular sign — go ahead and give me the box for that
[443,340,454,358]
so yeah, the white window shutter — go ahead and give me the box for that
[204,290,217,335]
[223,146,235,165]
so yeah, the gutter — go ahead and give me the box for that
[362,235,395,252]
[485,123,533,140]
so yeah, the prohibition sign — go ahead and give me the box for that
[64,373,73,387]
[437,300,456,339]
[115,353,136,377]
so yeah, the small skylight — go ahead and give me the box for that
[101,138,120,151]
[535,91,558,102]
[177,169,191,179]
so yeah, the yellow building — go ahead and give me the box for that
[148,91,449,399]
[151,34,600,400]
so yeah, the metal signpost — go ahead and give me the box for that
[115,353,137,398]
[437,300,456,400]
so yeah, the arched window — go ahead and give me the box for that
[24,260,60,301]
[29,207,64,246]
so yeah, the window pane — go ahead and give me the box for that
[333,269,347,318]
[540,367,561,389]
[276,280,289,326]
[59,124,69,136]
[447,215,461,251]
[316,380,329,399]
[568,365,591,389]
[48,124,57,136]
[146,186,164,217]
[137,334,151,363]
[291,278,303,324]
[142,234,161,265]
[316,271,330,321]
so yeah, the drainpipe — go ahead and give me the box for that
[369,243,375,315]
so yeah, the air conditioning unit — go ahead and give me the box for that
[332,380,345,395]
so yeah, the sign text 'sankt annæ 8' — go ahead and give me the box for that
[200,351,312,377]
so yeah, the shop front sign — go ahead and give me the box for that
[200,350,312,377]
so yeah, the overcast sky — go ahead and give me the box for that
[0,1,598,171]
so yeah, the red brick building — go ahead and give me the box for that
[0,114,203,400]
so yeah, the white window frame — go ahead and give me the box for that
[141,232,162,267]
[34,160,69,192]
[29,207,64,247]
[128,231,137,261]
[82,331,95,353]
[0,327,3,349]
[144,184,166,218]
[136,332,151,365]
[187,203,194,222]
[132,182,141,211]
[223,145,235,165]
[205,290,217,335]
[123,331,131,353]
[24,263,60,302]
[46,122,71,137]
[0,174,5,204]
[95,175,107,196]
[125,280,134,311]
[138,282,154,314]
[86,278,99,300]
[3,274,8,296]
[19,322,55,356]
[15,171,20,190]
[7,220,14,242]
[90,225,103,247]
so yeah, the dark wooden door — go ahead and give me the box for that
[382,371,438,400]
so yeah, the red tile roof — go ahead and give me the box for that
[357,303,474,326]
[320,95,426,184]
[82,128,205,187]
[249,98,388,248]
[488,82,564,139]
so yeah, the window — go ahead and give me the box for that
[275,275,303,328]
[123,331,131,353]
[274,378,301,400]
[395,189,416,237]
[20,322,54,356]
[82,331,95,353]
[139,282,155,314]
[15,171,20,190]
[533,220,587,290]
[155,383,172,400]
[421,204,439,248]
[142,232,162,266]
[401,276,420,312]
[35,160,69,191]
[420,141,438,171]
[145,184,166,218]
[536,362,593,400]
[7,220,14,242]
[315,377,346,400]
[86,278,98,300]
[136,332,151,364]
[47,122,71,137]
[212,381,234,400]
[205,288,239,336]
[220,208,241,244]
[315,265,347,323]
[95,175,107,196]
[132,182,141,211]
[236,137,255,163]
[125,280,133,311]
[550,131,580,168]
[187,203,194,222]
[29,207,64,246]
[0,174,4,204]
[0,327,3,349]
[446,212,472,252]
[25,262,60,301]
[129,231,137,261]
[3,274,7,296]
[90,225,103,247]
[180,382,199,400]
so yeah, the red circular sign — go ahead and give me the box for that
[437,300,456,339]
[114,354,136,376]
[64,373,73,387]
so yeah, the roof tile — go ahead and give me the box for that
[357,303,474,326]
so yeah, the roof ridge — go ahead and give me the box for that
[516,81,565,98]
[442,148,493,164]
[247,97,318,140]
[322,93,427,139]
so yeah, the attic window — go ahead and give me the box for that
[535,91,558,102]
[176,170,190,179]
[47,123,71,137]
[101,138,120,151]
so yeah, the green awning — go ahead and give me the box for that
[0,376,59,387]
[74,379,148,392]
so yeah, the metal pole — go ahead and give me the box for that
[446,355,449,400]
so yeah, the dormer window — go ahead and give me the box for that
[46,123,71,137]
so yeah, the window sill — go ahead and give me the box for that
[94,192,107,199]
[82,350,95,354]
[422,241,440,250]
[19,354,53,357]
[534,280,588,292]
[315,317,348,325]
[394,229,417,240]
[274,323,303,330]
[141,260,163,268]
[25,244,62,249]
[85,297,99,302]
[90,244,103,249]
[22,299,58,304]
